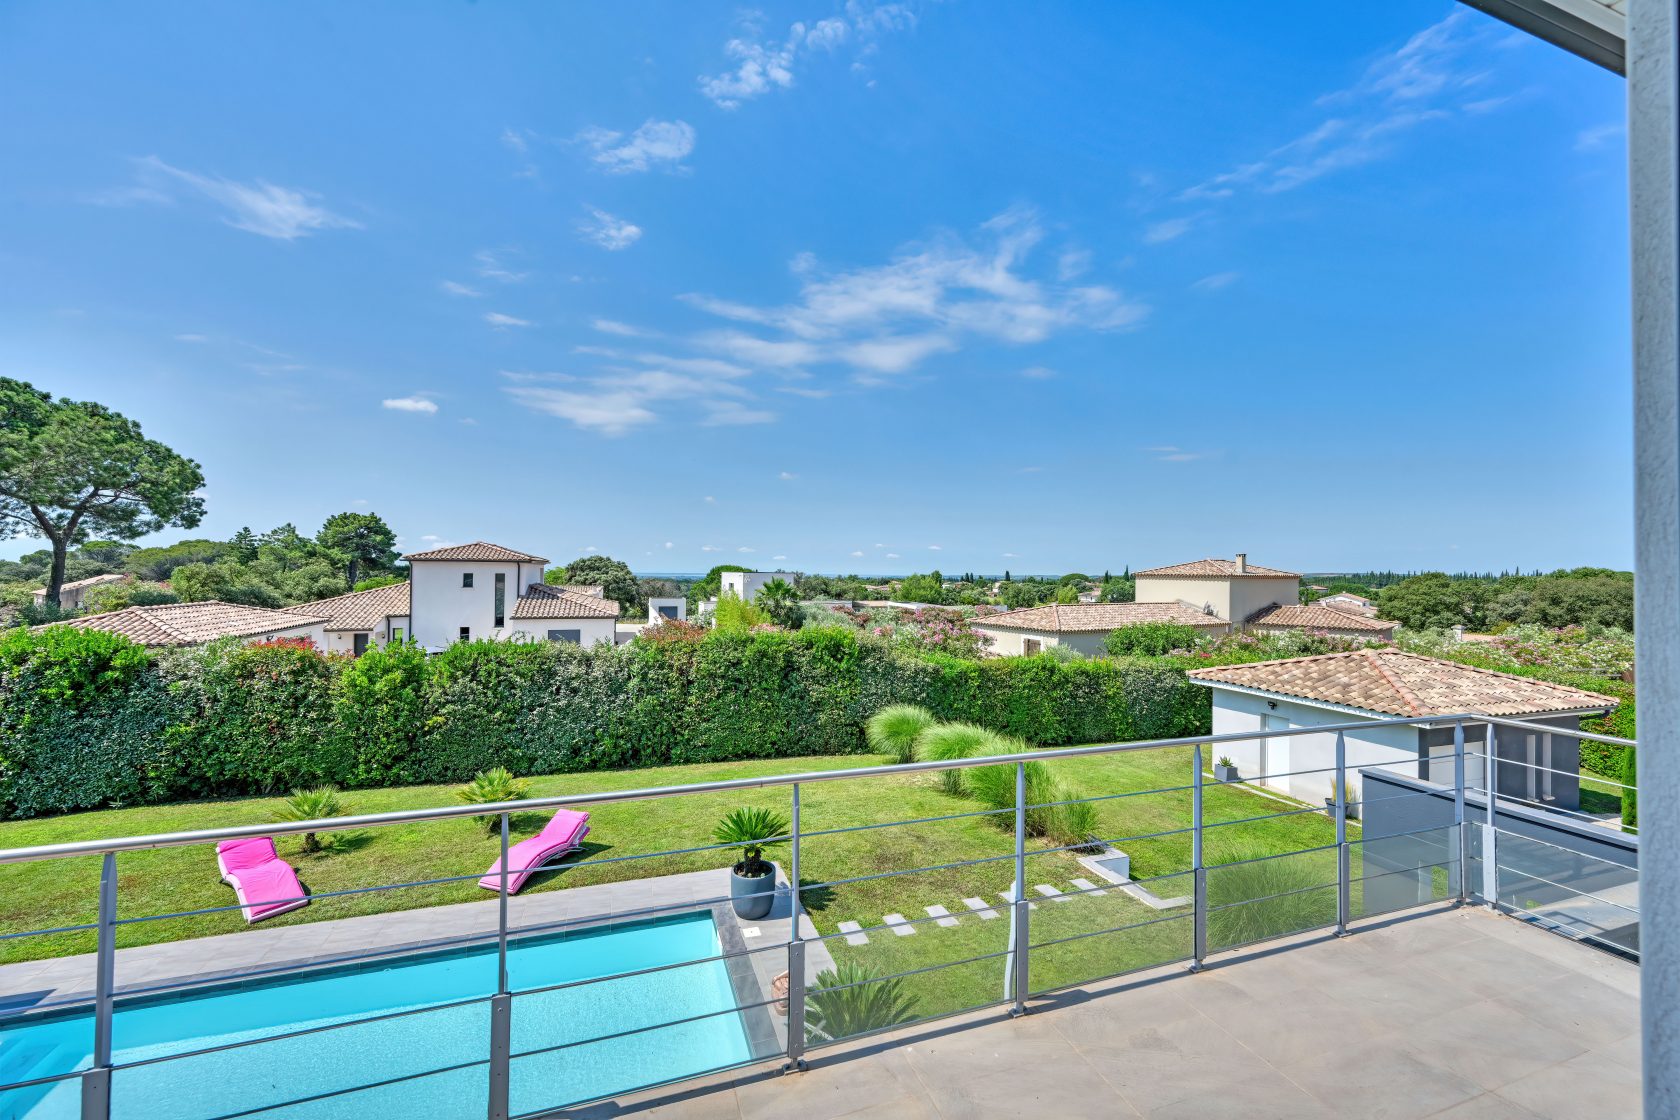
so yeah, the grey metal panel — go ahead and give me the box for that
[1459,0,1627,73]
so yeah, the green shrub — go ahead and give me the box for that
[915,723,998,795]
[458,767,532,834]
[866,704,937,765]
[273,785,345,853]
[805,962,920,1042]
[713,806,791,874]
[1621,741,1638,831]
[1106,623,1200,657]
[1205,845,1338,950]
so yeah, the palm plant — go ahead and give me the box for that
[804,962,920,1042]
[272,785,345,853]
[458,767,532,836]
[757,578,804,629]
[865,704,937,766]
[714,806,791,876]
[915,722,999,795]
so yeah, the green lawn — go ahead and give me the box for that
[0,744,1361,1023]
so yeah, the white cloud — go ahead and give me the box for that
[1149,445,1207,462]
[779,471,797,480]
[886,553,900,559]
[738,546,755,553]
[98,156,360,240]
[485,312,533,328]
[1021,365,1056,380]
[1191,271,1240,292]
[1057,248,1093,281]
[382,396,439,414]
[441,280,483,298]
[579,207,643,250]
[504,364,766,435]
[699,3,914,108]
[705,495,717,504]
[1003,552,1018,559]
[850,550,865,558]
[773,554,788,561]
[474,250,528,284]
[351,498,369,507]
[592,318,645,337]
[664,541,674,549]
[1143,217,1195,245]
[702,545,721,552]
[1180,12,1512,201]
[928,545,942,551]
[1576,122,1624,152]
[578,119,695,174]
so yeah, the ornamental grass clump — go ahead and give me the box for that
[1204,843,1338,950]
[866,704,937,766]
[914,722,998,796]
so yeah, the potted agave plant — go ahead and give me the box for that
[1214,756,1239,783]
[715,806,791,920]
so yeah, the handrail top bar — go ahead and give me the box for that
[0,709,1583,865]
[1477,713,1636,747]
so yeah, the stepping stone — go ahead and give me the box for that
[1070,877,1108,897]
[883,913,917,936]
[963,896,1000,920]
[999,891,1037,911]
[1034,884,1072,903]
[925,904,959,928]
[836,920,869,946]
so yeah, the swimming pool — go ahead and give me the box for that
[0,910,755,1119]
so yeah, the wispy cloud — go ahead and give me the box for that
[485,312,533,329]
[1021,365,1056,380]
[441,280,483,298]
[502,362,768,436]
[592,318,646,337]
[383,396,439,414]
[93,156,360,240]
[475,250,528,284]
[578,207,643,250]
[1191,271,1240,292]
[1177,12,1515,203]
[577,119,695,174]
[1576,122,1624,152]
[1148,444,1207,463]
[1143,216,1195,245]
[779,471,798,480]
[698,2,914,108]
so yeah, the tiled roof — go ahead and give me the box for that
[401,541,547,563]
[36,573,129,594]
[1244,603,1395,633]
[286,582,411,632]
[1187,649,1617,718]
[511,583,620,620]
[559,584,604,597]
[52,601,329,646]
[1134,558,1300,578]
[971,602,1226,633]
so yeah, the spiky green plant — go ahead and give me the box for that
[866,704,937,766]
[272,785,345,853]
[915,722,999,795]
[804,962,921,1042]
[714,806,791,875]
[1204,843,1338,951]
[457,768,532,836]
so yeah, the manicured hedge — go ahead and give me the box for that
[0,626,1212,817]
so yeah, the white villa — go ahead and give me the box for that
[1316,590,1379,617]
[32,572,129,610]
[55,600,330,647]
[697,570,795,615]
[1188,649,1618,811]
[972,554,1395,655]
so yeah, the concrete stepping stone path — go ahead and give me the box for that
[836,920,869,946]
[1070,877,1108,897]
[1034,884,1071,902]
[883,913,917,936]
[924,904,959,928]
[962,897,999,920]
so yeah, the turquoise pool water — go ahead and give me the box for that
[0,910,754,1119]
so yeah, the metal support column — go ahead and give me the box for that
[785,783,807,1070]
[1334,731,1350,936]
[1191,745,1207,970]
[1481,727,1500,908]
[1010,762,1029,1015]
[487,812,512,1120]
[81,851,116,1120]
[1453,720,1468,904]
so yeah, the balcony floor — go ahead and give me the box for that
[561,906,1641,1120]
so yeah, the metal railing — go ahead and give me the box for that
[0,711,1638,1119]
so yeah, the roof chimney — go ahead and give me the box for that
[1235,552,1248,574]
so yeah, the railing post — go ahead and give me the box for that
[1482,725,1500,909]
[1334,731,1350,936]
[1191,744,1207,971]
[1452,719,1467,904]
[81,851,116,1120]
[785,783,807,1070]
[488,813,510,1120]
[1010,761,1029,1016]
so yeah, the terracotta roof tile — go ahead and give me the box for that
[1187,649,1617,718]
[972,602,1226,633]
[51,601,329,646]
[1243,603,1396,633]
[35,573,129,594]
[1134,558,1300,578]
[287,582,411,632]
[511,583,620,620]
[401,541,547,563]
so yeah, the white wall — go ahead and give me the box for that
[410,560,543,651]
[648,597,687,621]
[720,571,796,602]
[318,614,410,655]
[503,618,616,647]
[1135,575,1300,623]
[250,621,328,648]
[1227,576,1302,623]
[1208,690,1420,804]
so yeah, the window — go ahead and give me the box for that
[459,626,470,641]
[657,604,678,619]
[1022,638,1042,655]
[462,572,474,588]
[390,627,404,642]
[494,572,506,628]
[548,629,581,644]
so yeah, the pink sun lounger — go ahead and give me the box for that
[216,837,310,924]
[478,809,591,894]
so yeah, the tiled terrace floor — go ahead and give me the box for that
[559,906,1641,1120]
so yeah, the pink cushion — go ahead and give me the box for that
[218,837,280,870]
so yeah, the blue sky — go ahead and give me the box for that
[0,2,1632,575]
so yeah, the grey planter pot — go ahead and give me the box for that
[730,865,777,920]
[1214,763,1238,783]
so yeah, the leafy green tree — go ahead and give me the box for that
[0,378,205,605]
[896,571,949,605]
[125,539,228,581]
[551,554,642,617]
[1100,577,1135,603]
[757,577,804,629]
[712,590,769,632]
[687,564,749,611]
[1377,573,1489,630]
[229,527,259,563]
[353,573,405,592]
[1001,580,1052,609]
[1055,583,1080,604]
[316,512,398,588]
